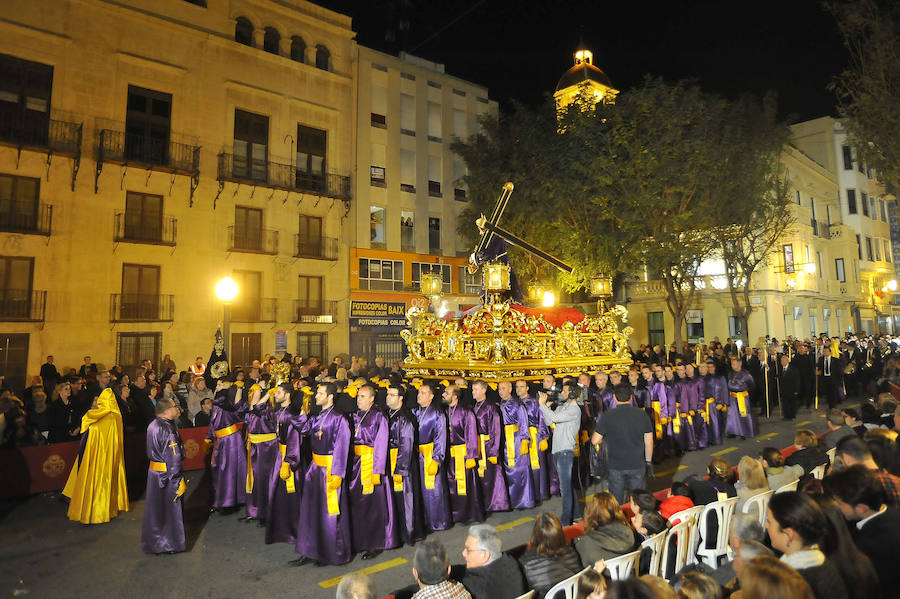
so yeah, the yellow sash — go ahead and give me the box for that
[504,424,519,468]
[478,434,489,478]
[704,397,715,424]
[528,426,540,470]
[214,422,243,438]
[389,447,402,491]
[671,406,681,434]
[245,432,277,493]
[730,391,749,417]
[354,444,376,495]
[278,443,295,494]
[312,453,340,516]
[418,442,436,490]
[449,444,468,495]
[149,460,167,472]
[150,461,186,499]
[651,401,663,439]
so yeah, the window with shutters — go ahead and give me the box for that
[120,263,160,320]
[847,189,857,214]
[400,94,415,135]
[296,125,326,191]
[427,102,441,141]
[400,149,415,193]
[125,86,171,166]
[123,191,163,242]
[0,174,39,233]
[234,206,263,251]
[0,53,53,147]
[233,110,268,181]
[0,256,34,319]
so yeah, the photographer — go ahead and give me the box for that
[538,381,582,526]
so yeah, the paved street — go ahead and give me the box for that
[0,406,827,599]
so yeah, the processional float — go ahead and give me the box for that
[401,182,633,381]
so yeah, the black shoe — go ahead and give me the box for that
[289,556,316,567]
[238,515,255,522]
[360,550,382,560]
[218,506,240,516]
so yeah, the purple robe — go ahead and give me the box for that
[446,404,485,523]
[673,376,698,451]
[521,395,551,501]
[725,370,759,438]
[141,417,185,554]
[499,397,537,509]
[388,406,425,545]
[701,374,728,446]
[474,399,510,511]
[245,401,278,518]
[264,407,303,545]
[294,406,352,564]
[205,386,248,508]
[632,384,651,410]
[350,407,399,551]
[414,403,452,531]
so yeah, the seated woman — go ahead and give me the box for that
[659,481,695,521]
[785,430,829,478]
[760,447,804,491]
[685,457,736,504]
[735,456,770,517]
[765,492,849,599]
[574,492,641,566]
[518,513,583,599]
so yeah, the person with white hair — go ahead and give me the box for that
[457,524,525,599]
[336,572,376,599]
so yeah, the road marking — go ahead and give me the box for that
[318,557,408,588]
[757,432,779,441]
[654,464,688,478]
[711,446,738,457]
[794,420,811,427]
[496,516,534,531]
[578,493,595,504]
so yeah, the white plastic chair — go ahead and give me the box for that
[604,548,642,580]
[810,464,826,480]
[640,529,668,578]
[696,496,738,568]
[826,447,837,463]
[741,489,774,526]
[513,591,536,599]
[544,566,592,599]
[660,518,690,581]
[668,505,704,565]
[774,479,799,494]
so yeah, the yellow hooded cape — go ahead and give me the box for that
[62,388,130,523]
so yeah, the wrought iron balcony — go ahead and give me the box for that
[227,225,279,254]
[293,235,338,260]
[114,212,177,246]
[292,299,337,324]
[0,204,52,236]
[217,153,351,200]
[110,294,174,322]
[0,290,46,322]
[231,298,278,323]
[98,130,200,174]
[0,113,82,156]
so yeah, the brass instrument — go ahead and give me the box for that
[843,361,856,375]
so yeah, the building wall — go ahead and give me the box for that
[0,0,355,385]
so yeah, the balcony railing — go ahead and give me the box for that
[110,294,174,322]
[217,153,351,200]
[114,212,177,246]
[293,235,338,260]
[98,129,200,174]
[811,219,833,239]
[0,204,52,236]
[292,299,337,323]
[231,298,278,323]
[0,290,46,322]
[0,113,82,156]
[227,226,279,254]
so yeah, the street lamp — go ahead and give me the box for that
[590,274,613,313]
[215,276,238,359]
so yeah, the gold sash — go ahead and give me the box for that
[504,424,519,468]
[245,432,277,493]
[528,426,540,470]
[418,442,436,490]
[730,391,749,417]
[312,453,340,516]
[214,422,243,438]
[671,406,681,434]
[704,397,715,424]
[389,447,402,491]
[652,401,663,440]
[449,444,468,495]
[149,460,167,472]
[478,434,490,478]
[278,443,295,494]
[354,444,376,495]
[150,461,186,499]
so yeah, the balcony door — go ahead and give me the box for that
[125,85,171,165]
[234,206,263,251]
[124,191,162,242]
[297,214,323,257]
[0,174,39,233]
[0,256,33,319]
[298,275,323,317]
[0,53,53,147]
[231,333,261,369]
[121,263,160,320]
[296,125,326,191]
[234,109,268,181]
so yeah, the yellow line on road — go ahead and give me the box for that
[795,420,811,427]
[757,432,779,441]
[654,464,688,478]
[318,557,408,588]
[711,446,739,457]
[496,516,534,531]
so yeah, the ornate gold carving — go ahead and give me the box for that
[184,439,200,459]
[42,454,67,478]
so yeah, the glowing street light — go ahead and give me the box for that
[804,262,817,275]
[886,279,898,292]
[542,290,556,307]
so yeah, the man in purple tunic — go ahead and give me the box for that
[264,384,303,545]
[291,382,352,566]
[204,380,248,513]
[699,361,727,446]
[725,357,759,439]
[386,384,425,545]
[141,397,186,554]
[498,381,536,510]
[443,385,485,524]
[673,364,699,451]
[516,379,550,502]
[241,384,278,524]
[415,382,452,532]
[472,380,510,513]
[350,384,398,560]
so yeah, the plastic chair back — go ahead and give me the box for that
[696,496,738,568]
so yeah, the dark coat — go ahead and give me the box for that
[458,553,526,599]
[518,547,582,599]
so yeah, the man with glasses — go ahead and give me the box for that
[457,524,525,599]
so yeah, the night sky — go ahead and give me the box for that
[318,0,849,122]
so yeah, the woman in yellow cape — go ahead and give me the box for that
[62,387,130,523]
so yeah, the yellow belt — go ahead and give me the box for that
[214,422,243,438]
[245,432,277,493]
[278,443,295,494]
[449,444,468,495]
[354,444,376,495]
[418,442,436,490]
[671,405,681,434]
[730,391,749,417]
[311,453,340,516]
[149,461,186,498]
[390,447,402,491]
[652,400,663,440]
[704,397,715,424]
[478,433,489,478]
[528,426,540,470]
[504,424,519,468]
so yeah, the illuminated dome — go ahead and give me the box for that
[555,50,614,92]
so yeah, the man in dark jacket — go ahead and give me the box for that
[457,524,525,599]
[778,353,800,420]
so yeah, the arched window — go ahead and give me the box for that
[315,45,330,71]
[235,17,254,46]
[290,36,306,63]
[263,27,280,55]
